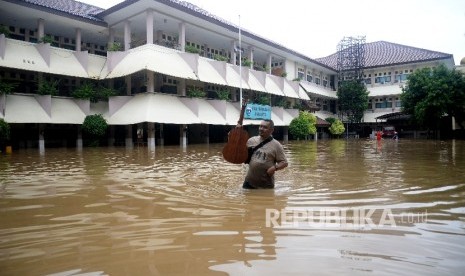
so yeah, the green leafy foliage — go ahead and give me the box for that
[401,64,465,129]
[337,80,369,123]
[184,45,200,54]
[214,89,230,100]
[289,111,316,139]
[39,35,53,44]
[37,79,59,95]
[254,94,270,105]
[0,81,17,94]
[0,25,10,37]
[329,118,345,136]
[107,42,122,51]
[82,114,108,137]
[0,119,10,141]
[187,87,206,98]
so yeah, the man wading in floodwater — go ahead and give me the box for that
[242,119,288,189]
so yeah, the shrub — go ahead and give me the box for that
[107,42,122,51]
[0,119,10,141]
[289,111,316,140]
[73,81,96,102]
[37,79,59,96]
[184,45,200,54]
[0,81,17,94]
[39,35,54,44]
[214,89,230,100]
[82,114,107,137]
[187,87,206,98]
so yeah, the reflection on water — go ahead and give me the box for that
[0,140,464,275]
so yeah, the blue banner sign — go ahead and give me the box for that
[244,103,271,120]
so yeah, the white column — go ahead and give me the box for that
[231,40,237,65]
[180,124,187,148]
[146,10,154,44]
[77,125,83,150]
[248,46,254,68]
[267,54,272,74]
[158,124,164,146]
[147,70,154,92]
[177,79,186,96]
[37,18,45,40]
[108,28,115,44]
[124,20,131,51]
[147,123,155,150]
[178,22,186,51]
[126,75,131,95]
[39,124,45,154]
[283,127,289,143]
[108,125,115,147]
[75,28,81,51]
[204,125,210,144]
[125,125,133,148]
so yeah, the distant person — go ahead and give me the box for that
[376,131,382,141]
[242,119,288,189]
[392,131,398,140]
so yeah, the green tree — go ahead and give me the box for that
[329,118,345,137]
[82,114,108,146]
[337,80,369,123]
[289,111,316,140]
[401,64,465,129]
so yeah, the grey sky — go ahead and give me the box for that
[83,0,465,64]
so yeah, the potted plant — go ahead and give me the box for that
[37,79,59,96]
[38,35,54,44]
[0,81,17,94]
[184,45,200,54]
[241,58,252,67]
[73,81,96,102]
[107,42,122,51]
[187,87,206,98]
[214,89,230,100]
[0,25,10,37]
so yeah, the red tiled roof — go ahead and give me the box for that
[315,41,453,70]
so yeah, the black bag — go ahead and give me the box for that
[244,136,273,164]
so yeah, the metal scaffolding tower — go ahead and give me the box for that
[336,36,366,82]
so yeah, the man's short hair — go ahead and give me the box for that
[263,119,274,128]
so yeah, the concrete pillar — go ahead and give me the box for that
[39,124,45,154]
[178,22,186,51]
[37,18,45,40]
[267,54,272,74]
[230,87,237,101]
[109,28,115,44]
[146,10,154,44]
[124,20,131,51]
[158,123,164,146]
[156,30,163,43]
[180,124,187,148]
[283,127,289,143]
[77,125,83,150]
[147,70,154,92]
[75,28,81,51]
[248,46,254,68]
[147,122,155,150]
[314,132,318,141]
[177,79,186,96]
[126,75,131,95]
[125,125,133,148]
[204,125,210,144]
[231,40,237,65]
[108,125,115,147]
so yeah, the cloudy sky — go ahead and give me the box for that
[81,0,465,64]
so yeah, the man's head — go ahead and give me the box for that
[259,119,274,138]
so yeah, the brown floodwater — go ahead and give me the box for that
[0,139,464,275]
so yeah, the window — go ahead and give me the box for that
[395,74,409,83]
[364,78,371,84]
[297,68,304,80]
[306,72,313,82]
[315,77,320,85]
